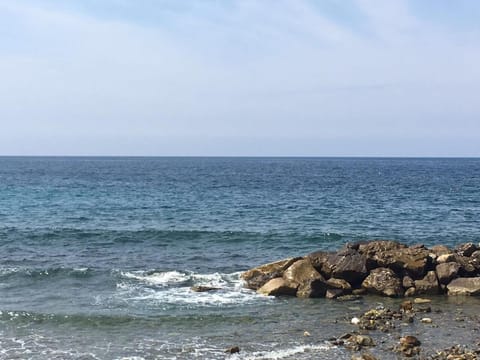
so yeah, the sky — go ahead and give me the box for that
[0,0,479,156]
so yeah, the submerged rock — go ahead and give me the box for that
[190,286,221,292]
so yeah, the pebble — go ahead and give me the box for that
[225,346,240,354]
[421,317,433,324]
[351,317,360,325]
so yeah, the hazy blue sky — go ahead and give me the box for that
[1,0,479,156]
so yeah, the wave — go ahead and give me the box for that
[115,270,266,307]
[0,226,345,244]
[235,344,336,360]
[0,266,94,279]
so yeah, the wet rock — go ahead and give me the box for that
[225,346,240,354]
[297,278,328,298]
[336,294,362,302]
[413,297,431,304]
[190,286,221,292]
[321,249,368,286]
[241,257,302,290]
[362,267,404,297]
[400,300,413,312]
[447,277,480,296]
[455,242,478,257]
[351,352,378,360]
[326,288,345,299]
[420,317,432,323]
[396,335,421,357]
[257,277,298,296]
[431,345,478,360]
[436,262,461,285]
[327,277,352,290]
[414,270,439,295]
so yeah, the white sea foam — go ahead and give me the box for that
[232,344,334,360]
[116,270,267,307]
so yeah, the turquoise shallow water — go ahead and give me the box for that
[0,157,479,359]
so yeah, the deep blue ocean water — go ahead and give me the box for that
[1,157,479,359]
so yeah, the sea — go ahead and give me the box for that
[0,157,479,359]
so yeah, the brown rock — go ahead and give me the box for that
[327,277,352,290]
[414,271,439,295]
[225,346,240,354]
[297,278,328,298]
[241,257,302,290]
[357,240,406,269]
[257,277,298,296]
[447,277,480,296]
[430,245,451,256]
[307,251,330,271]
[400,335,421,347]
[373,247,431,278]
[403,275,414,288]
[362,267,404,297]
[436,262,461,284]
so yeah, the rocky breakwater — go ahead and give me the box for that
[241,240,480,298]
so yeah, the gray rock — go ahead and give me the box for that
[321,249,368,285]
[436,262,461,285]
[447,277,480,296]
[455,242,478,257]
[414,270,439,295]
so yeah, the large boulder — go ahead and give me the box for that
[257,278,298,296]
[414,270,439,295]
[453,255,477,276]
[241,257,302,290]
[297,278,328,298]
[371,247,431,279]
[436,262,461,285]
[362,267,404,297]
[430,245,451,256]
[447,277,480,296]
[283,258,327,298]
[320,249,368,286]
[307,251,330,271]
[283,258,323,285]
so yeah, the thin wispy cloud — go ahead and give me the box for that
[1,0,479,156]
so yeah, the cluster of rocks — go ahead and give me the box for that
[241,240,480,298]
